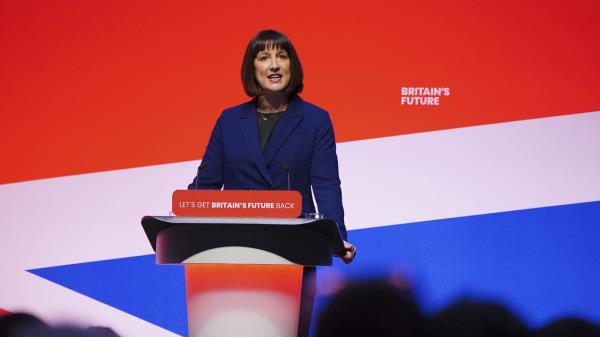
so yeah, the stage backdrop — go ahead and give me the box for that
[2,1,600,336]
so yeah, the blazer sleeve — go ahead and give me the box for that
[310,111,347,240]
[188,114,225,190]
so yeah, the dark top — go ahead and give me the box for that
[258,110,285,151]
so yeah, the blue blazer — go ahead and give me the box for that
[188,95,347,240]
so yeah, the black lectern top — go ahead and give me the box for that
[141,216,345,266]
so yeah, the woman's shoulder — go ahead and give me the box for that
[217,99,255,120]
[222,99,254,113]
[293,96,330,119]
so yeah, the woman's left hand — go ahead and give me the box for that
[340,240,357,264]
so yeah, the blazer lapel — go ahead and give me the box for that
[239,103,274,187]
[263,95,304,167]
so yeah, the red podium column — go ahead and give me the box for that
[185,264,304,337]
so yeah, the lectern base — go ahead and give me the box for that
[185,264,305,337]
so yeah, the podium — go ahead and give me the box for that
[141,215,345,337]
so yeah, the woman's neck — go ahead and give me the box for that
[257,91,288,113]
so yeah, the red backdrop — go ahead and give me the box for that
[2,0,600,184]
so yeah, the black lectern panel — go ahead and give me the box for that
[141,216,345,266]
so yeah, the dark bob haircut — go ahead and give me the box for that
[241,30,304,97]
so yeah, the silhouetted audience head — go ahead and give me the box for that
[0,312,120,337]
[315,278,428,337]
[535,317,600,337]
[429,298,530,337]
[0,313,47,337]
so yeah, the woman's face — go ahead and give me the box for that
[254,46,291,92]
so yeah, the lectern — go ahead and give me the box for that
[141,215,345,337]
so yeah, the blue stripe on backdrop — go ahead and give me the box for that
[29,201,600,336]
[316,200,600,330]
[28,255,188,336]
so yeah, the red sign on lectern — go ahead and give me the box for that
[172,190,302,217]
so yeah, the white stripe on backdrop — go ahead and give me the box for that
[340,111,600,229]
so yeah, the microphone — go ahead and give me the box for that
[194,162,208,190]
[282,163,290,191]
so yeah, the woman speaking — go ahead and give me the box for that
[188,30,356,263]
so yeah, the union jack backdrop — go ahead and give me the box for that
[2,1,600,336]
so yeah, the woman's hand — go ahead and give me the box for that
[340,240,357,264]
